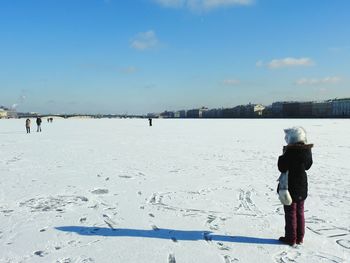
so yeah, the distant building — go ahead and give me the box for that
[159,111,175,118]
[0,108,7,118]
[299,102,313,117]
[272,101,328,118]
[186,107,208,118]
[237,105,249,117]
[249,104,265,117]
[174,110,186,118]
[271,102,285,117]
[282,102,300,117]
[202,108,223,118]
[0,106,17,118]
[222,107,240,118]
[186,109,200,118]
[7,110,17,118]
[332,98,350,116]
[262,105,273,117]
[147,113,159,118]
[17,112,38,118]
[234,104,264,117]
[221,104,265,118]
[145,97,350,119]
[312,101,332,117]
[199,107,208,118]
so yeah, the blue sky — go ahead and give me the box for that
[0,0,349,114]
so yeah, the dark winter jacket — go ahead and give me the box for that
[36,118,42,125]
[278,143,313,202]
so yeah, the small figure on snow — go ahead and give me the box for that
[148,118,152,127]
[25,118,31,133]
[36,117,42,132]
[277,127,313,246]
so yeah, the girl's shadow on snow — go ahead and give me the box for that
[55,226,282,245]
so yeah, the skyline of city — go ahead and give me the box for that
[1,0,349,114]
[2,97,349,119]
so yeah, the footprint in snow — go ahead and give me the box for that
[223,255,239,262]
[151,225,159,231]
[119,175,132,179]
[1,209,14,215]
[20,195,88,212]
[82,258,95,262]
[274,250,301,263]
[91,189,109,195]
[34,250,47,257]
[207,214,216,224]
[56,258,73,263]
[216,242,231,251]
[67,240,82,246]
[336,239,350,249]
[103,214,117,229]
[168,253,176,263]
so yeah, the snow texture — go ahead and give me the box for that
[0,118,349,262]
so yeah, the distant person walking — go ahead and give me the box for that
[277,127,313,246]
[25,119,31,133]
[36,117,42,132]
[148,118,152,127]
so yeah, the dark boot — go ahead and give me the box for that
[279,236,296,246]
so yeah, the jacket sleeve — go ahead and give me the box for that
[278,151,289,172]
[304,149,313,170]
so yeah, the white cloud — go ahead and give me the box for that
[295,76,341,85]
[255,60,263,67]
[130,30,159,51]
[154,0,253,11]
[267,57,314,69]
[222,79,240,85]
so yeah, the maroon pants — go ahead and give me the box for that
[283,200,305,243]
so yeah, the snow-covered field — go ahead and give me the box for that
[0,118,349,263]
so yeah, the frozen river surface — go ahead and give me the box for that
[0,118,349,263]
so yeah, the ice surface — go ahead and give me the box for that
[0,118,349,262]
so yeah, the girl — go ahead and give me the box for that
[278,127,313,246]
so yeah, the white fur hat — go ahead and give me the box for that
[284,126,307,144]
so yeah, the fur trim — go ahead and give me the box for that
[283,144,314,151]
[283,143,314,150]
